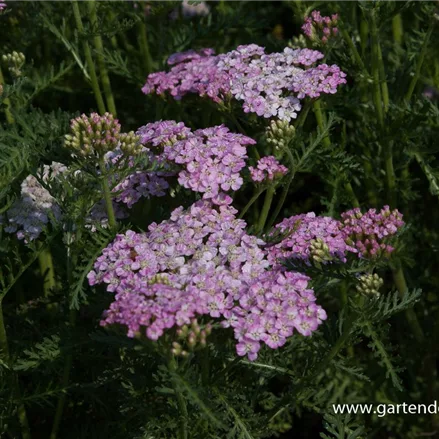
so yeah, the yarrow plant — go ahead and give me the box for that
[1,2,435,438]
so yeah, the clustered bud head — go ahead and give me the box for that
[119,131,142,156]
[265,120,296,150]
[310,237,333,263]
[356,273,383,297]
[302,11,339,44]
[64,112,121,158]
[173,318,212,356]
[249,156,288,183]
[2,51,26,77]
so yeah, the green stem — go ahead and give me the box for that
[370,10,384,128]
[313,100,330,148]
[257,186,275,234]
[345,182,360,208]
[360,19,368,57]
[38,247,56,298]
[266,173,294,230]
[377,43,389,114]
[87,0,117,116]
[99,158,117,229]
[404,20,434,102]
[168,355,188,439]
[385,150,397,209]
[238,187,265,219]
[0,66,15,124]
[391,262,424,343]
[71,0,106,114]
[137,20,153,74]
[0,300,32,439]
[341,29,365,70]
[49,309,76,439]
[392,14,403,46]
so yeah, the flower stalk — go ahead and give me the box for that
[0,299,32,439]
[87,0,117,116]
[71,0,106,114]
[168,355,188,439]
[99,157,117,230]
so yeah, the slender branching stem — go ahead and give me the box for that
[49,309,76,439]
[168,355,188,439]
[392,14,403,46]
[137,20,153,75]
[377,44,389,114]
[99,157,117,229]
[266,172,294,231]
[238,187,265,220]
[38,246,57,298]
[392,262,424,343]
[71,0,106,114]
[370,10,384,129]
[341,29,365,71]
[404,20,434,102]
[87,0,117,116]
[0,299,32,439]
[257,186,275,234]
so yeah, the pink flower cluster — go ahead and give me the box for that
[267,207,405,266]
[88,201,326,360]
[142,44,347,121]
[249,156,288,182]
[137,121,256,204]
[267,213,353,266]
[341,206,404,258]
[0,2,6,11]
[302,11,339,44]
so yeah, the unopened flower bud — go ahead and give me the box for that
[356,273,383,297]
[119,131,142,156]
[266,120,296,150]
[187,335,196,348]
[310,238,332,263]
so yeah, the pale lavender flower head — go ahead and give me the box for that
[249,156,288,182]
[0,2,6,11]
[181,0,210,18]
[143,44,346,122]
[3,162,67,242]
